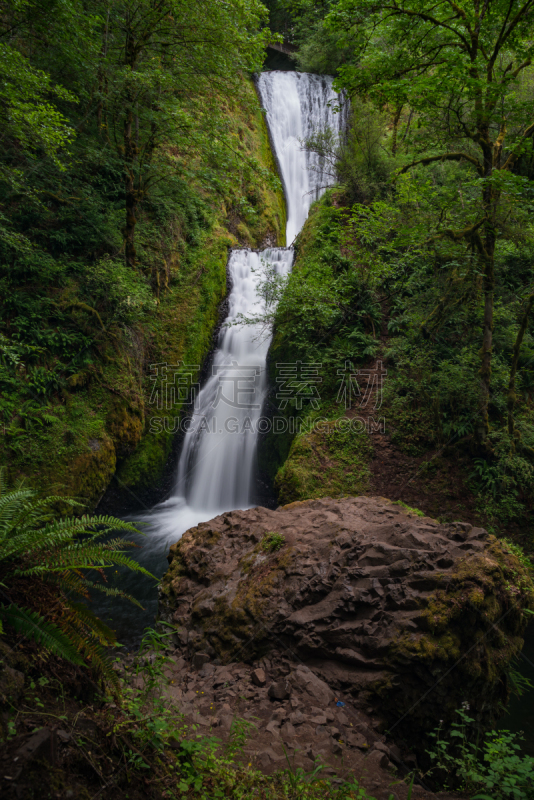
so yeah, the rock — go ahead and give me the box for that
[160,496,534,756]
[331,740,343,755]
[372,741,391,756]
[336,710,349,726]
[219,714,234,730]
[293,667,334,706]
[15,728,56,767]
[213,670,233,687]
[389,743,402,761]
[271,707,287,721]
[268,680,290,700]
[0,664,24,704]
[367,749,389,769]
[192,653,210,670]
[346,732,368,749]
[265,720,280,735]
[306,746,326,761]
[280,722,296,739]
[251,668,267,687]
[289,710,306,726]
[257,748,278,768]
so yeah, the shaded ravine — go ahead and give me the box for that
[92,72,346,647]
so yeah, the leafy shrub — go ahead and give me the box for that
[427,706,534,799]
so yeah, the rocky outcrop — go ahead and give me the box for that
[159,496,534,754]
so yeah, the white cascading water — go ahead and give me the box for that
[148,71,345,541]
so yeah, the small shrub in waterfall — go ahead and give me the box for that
[261,531,285,552]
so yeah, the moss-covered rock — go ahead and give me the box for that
[65,433,116,508]
[274,419,373,504]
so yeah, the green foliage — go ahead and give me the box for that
[0,0,284,501]
[427,706,534,799]
[260,531,285,552]
[0,604,84,665]
[0,468,154,684]
[337,101,393,204]
[275,418,373,504]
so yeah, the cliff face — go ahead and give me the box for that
[159,495,534,755]
[2,79,285,511]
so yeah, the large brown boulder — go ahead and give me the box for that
[159,496,534,751]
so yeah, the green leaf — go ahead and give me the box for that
[1,604,84,665]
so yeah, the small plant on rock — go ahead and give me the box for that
[261,531,285,552]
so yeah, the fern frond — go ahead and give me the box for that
[59,617,120,692]
[64,601,118,647]
[54,571,92,598]
[0,474,148,685]
[14,550,156,579]
[0,604,84,665]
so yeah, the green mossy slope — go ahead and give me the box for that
[259,190,376,503]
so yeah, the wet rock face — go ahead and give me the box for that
[159,496,534,752]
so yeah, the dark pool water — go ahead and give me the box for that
[89,522,170,650]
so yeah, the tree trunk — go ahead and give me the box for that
[478,142,497,448]
[391,104,403,156]
[123,14,138,270]
[479,251,494,445]
[124,107,137,270]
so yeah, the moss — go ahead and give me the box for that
[107,400,143,459]
[394,500,426,517]
[236,222,255,247]
[114,80,286,495]
[182,545,294,661]
[274,419,373,505]
[65,433,116,507]
[383,535,534,741]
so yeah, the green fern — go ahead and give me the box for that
[0,468,156,686]
[1,604,85,665]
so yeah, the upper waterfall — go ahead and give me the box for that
[257,72,344,243]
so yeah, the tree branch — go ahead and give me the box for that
[397,151,483,175]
